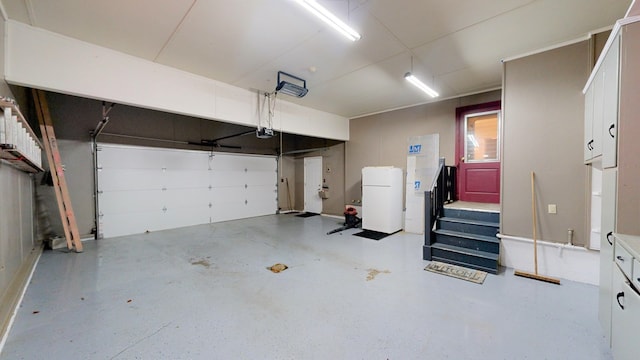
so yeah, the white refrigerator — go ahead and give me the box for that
[362,166,403,234]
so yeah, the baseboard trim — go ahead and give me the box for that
[0,245,43,353]
[321,214,343,220]
[498,234,600,285]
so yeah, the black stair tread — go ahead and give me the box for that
[431,242,499,261]
[431,256,498,274]
[434,229,500,244]
[438,216,498,228]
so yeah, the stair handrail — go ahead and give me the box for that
[424,158,446,255]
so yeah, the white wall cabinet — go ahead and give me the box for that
[601,35,620,169]
[584,33,619,165]
[589,14,640,359]
[599,168,617,344]
[610,235,640,360]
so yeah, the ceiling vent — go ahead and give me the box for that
[275,71,308,98]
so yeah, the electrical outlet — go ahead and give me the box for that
[548,204,557,214]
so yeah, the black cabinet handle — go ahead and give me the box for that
[587,140,594,150]
[617,291,625,310]
[608,124,615,138]
[616,255,625,262]
[606,231,613,246]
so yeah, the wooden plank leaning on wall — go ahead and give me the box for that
[32,89,83,253]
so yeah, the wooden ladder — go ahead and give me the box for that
[33,89,83,252]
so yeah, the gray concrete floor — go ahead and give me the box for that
[1,214,611,359]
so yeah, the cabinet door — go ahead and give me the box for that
[602,35,620,168]
[591,66,605,159]
[584,83,595,162]
[611,265,640,360]
[599,168,617,344]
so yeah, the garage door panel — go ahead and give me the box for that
[162,207,210,229]
[210,186,245,204]
[100,211,167,238]
[246,170,277,186]
[247,187,277,215]
[99,146,167,169]
[98,168,164,191]
[211,154,248,171]
[160,151,207,170]
[164,170,210,189]
[211,201,248,222]
[241,156,277,171]
[99,190,164,214]
[247,186,277,203]
[210,170,246,187]
[165,188,210,208]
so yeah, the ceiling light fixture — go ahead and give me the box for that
[292,0,361,41]
[404,72,439,98]
[275,71,309,98]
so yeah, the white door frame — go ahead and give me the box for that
[303,156,323,214]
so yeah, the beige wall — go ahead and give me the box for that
[593,30,612,67]
[502,41,590,245]
[292,143,346,216]
[278,156,296,212]
[346,90,501,204]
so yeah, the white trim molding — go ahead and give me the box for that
[498,234,600,285]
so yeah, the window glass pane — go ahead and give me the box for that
[465,112,499,162]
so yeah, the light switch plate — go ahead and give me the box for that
[548,204,557,214]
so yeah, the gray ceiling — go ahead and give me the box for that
[1,0,631,118]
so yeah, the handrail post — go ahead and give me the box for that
[423,158,448,261]
[423,189,433,260]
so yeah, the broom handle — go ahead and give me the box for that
[531,171,538,275]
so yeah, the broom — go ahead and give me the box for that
[514,171,561,285]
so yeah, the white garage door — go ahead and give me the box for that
[97,143,277,238]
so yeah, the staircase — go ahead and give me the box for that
[424,207,500,274]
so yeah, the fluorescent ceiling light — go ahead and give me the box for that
[293,0,361,41]
[404,72,439,98]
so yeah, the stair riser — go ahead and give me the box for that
[431,248,499,274]
[443,208,499,223]
[438,221,498,237]
[423,246,432,261]
[435,233,499,253]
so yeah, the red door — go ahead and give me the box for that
[455,101,501,203]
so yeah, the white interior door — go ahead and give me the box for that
[304,156,323,214]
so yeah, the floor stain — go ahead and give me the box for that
[190,258,211,268]
[366,268,390,281]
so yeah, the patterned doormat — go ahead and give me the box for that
[424,261,487,284]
